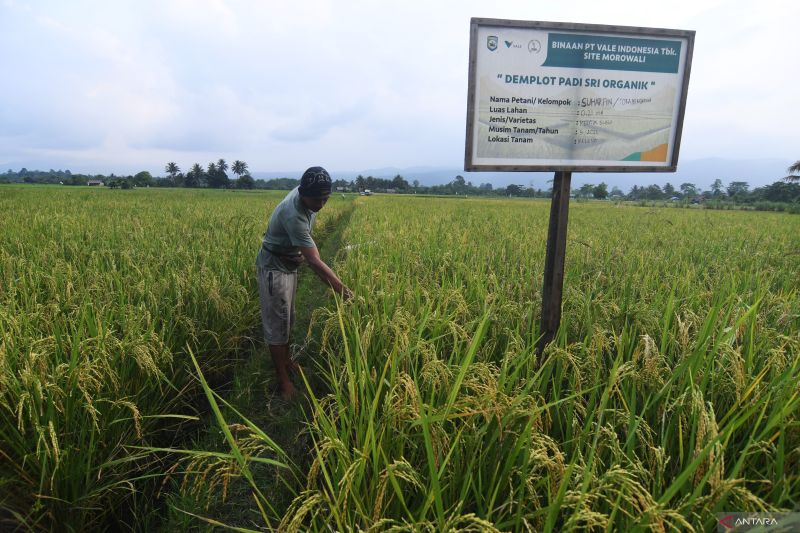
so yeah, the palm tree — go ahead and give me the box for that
[710,178,724,196]
[186,163,204,187]
[204,162,216,188]
[786,160,800,182]
[165,162,180,179]
[218,159,230,188]
[206,161,230,188]
[231,160,248,179]
[165,162,181,187]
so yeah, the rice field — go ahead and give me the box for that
[0,185,349,530]
[1,186,799,531]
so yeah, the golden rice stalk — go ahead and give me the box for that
[306,436,347,487]
[633,334,668,389]
[279,490,325,533]
[372,458,423,521]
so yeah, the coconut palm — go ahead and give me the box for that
[207,161,230,189]
[786,160,800,182]
[164,162,182,186]
[164,162,180,179]
[231,160,248,179]
[185,163,204,188]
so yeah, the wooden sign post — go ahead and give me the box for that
[537,171,572,354]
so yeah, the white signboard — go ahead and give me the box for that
[465,19,695,172]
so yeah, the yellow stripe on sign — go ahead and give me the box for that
[641,143,668,162]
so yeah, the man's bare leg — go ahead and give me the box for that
[269,344,297,400]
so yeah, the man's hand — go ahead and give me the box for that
[299,245,350,300]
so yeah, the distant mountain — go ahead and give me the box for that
[250,171,300,181]
[251,166,453,183]
[577,158,793,191]
[253,158,793,192]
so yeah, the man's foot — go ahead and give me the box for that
[279,382,299,401]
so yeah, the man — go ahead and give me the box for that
[255,166,352,400]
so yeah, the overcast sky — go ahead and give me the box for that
[1,0,798,181]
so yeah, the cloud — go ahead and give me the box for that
[1,3,182,151]
[270,101,368,142]
[1,0,798,174]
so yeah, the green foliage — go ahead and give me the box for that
[236,174,255,190]
[134,170,154,187]
[726,181,749,197]
[680,182,699,197]
[185,163,204,187]
[754,181,800,203]
[593,182,608,199]
[578,183,594,198]
[258,177,299,190]
[506,183,523,196]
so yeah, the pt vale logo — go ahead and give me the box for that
[487,35,498,51]
[504,40,523,49]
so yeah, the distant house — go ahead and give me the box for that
[87,180,104,186]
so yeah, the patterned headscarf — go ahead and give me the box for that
[298,166,332,197]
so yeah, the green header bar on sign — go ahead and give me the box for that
[543,33,681,73]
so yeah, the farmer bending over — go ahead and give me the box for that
[255,166,352,400]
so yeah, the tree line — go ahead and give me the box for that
[571,177,799,204]
[3,160,798,207]
[328,164,800,207]
[0,159,256,190]
[163,159,253,189]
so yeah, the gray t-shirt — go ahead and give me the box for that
[255,187,317,272]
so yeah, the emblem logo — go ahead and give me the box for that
[528,39,542,53]
[487,36,498,51]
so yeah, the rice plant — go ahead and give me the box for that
[2,187,798,531]
[279,197,800,531]
[0,185,348,530]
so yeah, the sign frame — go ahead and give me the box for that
[464,18,695,173]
